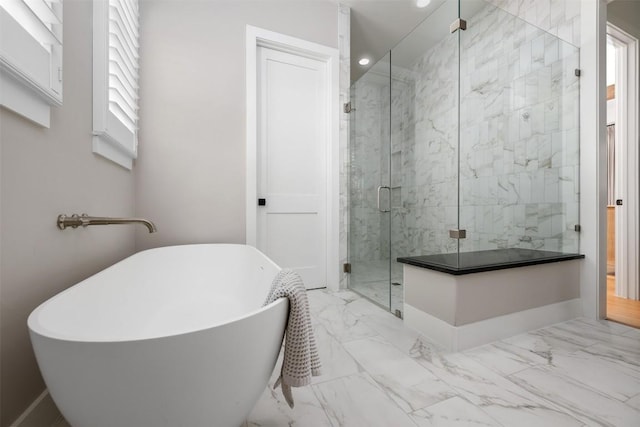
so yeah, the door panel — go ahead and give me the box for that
[257,46,327,289]
[348,53,392,310]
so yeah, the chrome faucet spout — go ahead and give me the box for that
[57,214,157,233]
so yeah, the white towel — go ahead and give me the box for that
[263,269,322,408]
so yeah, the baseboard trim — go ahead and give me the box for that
[10,390,62,427]
[405,298,583,352]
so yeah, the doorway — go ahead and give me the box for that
[245,26,340,290]
[605,21,640,328]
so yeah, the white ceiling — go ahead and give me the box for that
[343,0,509,83]
[343,0,449,82]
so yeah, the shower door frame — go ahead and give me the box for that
[347,57,394,313]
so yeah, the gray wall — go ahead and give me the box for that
[0,1,136,425]
[135,0,339,251]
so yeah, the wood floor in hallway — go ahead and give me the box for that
[607,275,640,328]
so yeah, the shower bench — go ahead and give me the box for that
[397,249,585,351]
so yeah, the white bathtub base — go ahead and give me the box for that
[405,298,583,352]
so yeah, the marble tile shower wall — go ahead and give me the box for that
[456,4,581,253]
[398,32,461,258]
[350,1,581,264]
[390,72,415,280]
[486,0,581,47]
[350,80,388,262]
[394,3,579,258]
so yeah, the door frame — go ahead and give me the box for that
[607,23,639,300]
[245,25,340,290]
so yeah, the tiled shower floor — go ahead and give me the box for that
[53,289,640,426]
[348,259,403,315]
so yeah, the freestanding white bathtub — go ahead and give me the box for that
[28,244,289,427]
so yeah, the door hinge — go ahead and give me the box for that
[343,263,351,273]
[450,18,467,33]
[574,224,581,232]
[575,69,581,77]
[449,229,467,239]
[344,102,354,114]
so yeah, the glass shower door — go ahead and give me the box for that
[349,54,392,311]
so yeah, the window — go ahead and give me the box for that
[0,0,63,127]
[93,0,139,169]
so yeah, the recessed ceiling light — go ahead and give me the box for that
[416,0,431,8]
[358,57,370,66]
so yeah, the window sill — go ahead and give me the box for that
[0,71,54,127]
[92,133,136,170]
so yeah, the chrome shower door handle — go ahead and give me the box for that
[377,186,391,213]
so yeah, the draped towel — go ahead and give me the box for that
[263,269,322,408]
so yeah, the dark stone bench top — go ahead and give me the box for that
[397,248,585,275]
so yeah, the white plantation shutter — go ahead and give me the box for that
[0,0,63,127]
[93,0,139,169]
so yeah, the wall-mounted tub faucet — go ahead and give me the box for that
[57,214,157,233]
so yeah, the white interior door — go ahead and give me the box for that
[256,46,327,289]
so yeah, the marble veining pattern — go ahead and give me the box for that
[242,290,640,426]
[349,1,582,293]
[54,290,640,426]
[486,0,581,47]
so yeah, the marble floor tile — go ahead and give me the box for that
[528,323,599,350]
[268,322,364,390]
[408,335,448,365]
[343,336,457,412]
[410,396,504,427]
[411,352,585,427]
[510,365,640,427]
[52,291,640,427]
[623,328,640,339]
[345,297,426,355]
[541,349,640,402]
[574,317,638,336]
[331,290,361,303]
[246,384,332,427]
[489,325,588,368]
[340,294,387,318]
[314,301,379,343]
[307,289,348,316]
[312,373,417,427]
[311,323,363,384]
[627,393,640,412]
[463,343,540,376]
[552,320,640,351]
[580,342,640,370]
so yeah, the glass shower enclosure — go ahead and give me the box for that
[348,0,581,315]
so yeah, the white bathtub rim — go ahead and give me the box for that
[29,298,289,345]
[28,243,287,344]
